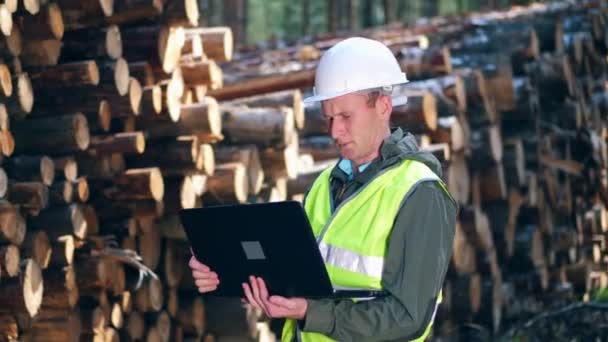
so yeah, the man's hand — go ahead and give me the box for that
[242,276,308,320]
[188,251,220,293]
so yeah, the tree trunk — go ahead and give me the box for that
[19,3,64,40]
[5,155,55,186]
[202,162,248,205]
[184,26,234,62]
[222,105,294,147]
[56,0,113,30]
[11,114,90,155]
[60,26,120,66]
[28,204,87,240]
[8,181,49,214]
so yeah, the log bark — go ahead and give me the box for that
[20,39,61,66]
[11,113,90,154]
[89,167,165,201]
[48,235,75,267]
[0,200,25,245]
[0,313,18,340]
[180,59,223,89]
[458,69,498,126]
[430,116,466,152]
[60,25,122,62]
[126,135,200,173]
[141,97,220,140]
[140,84,162,116]
[215,145,264,195]
[224,89,305,130]
[469,125,503,170]
[30,60,100,88]
[56,0,113,30]
[163,175,197,214]
[75,255,106,290]
[163,0,199,26]
[8,181,48,214]
[121,25,184,73]
[299,136,339,162]
[134,277,163,312]
[449,272,482,321]
[184,26,233,62]
[261,132,300,180]
[21,230,51,269]
[476,162,507,203]
[391,90,437,133]
[222,105,294,147]
[108,0,163,27]
[129,61,155,87]
[177,296,205,336]
[22,309,81,342]
[28,204,87,240]
[0,25,21,58]
[202,162,248,205]
[162,239,186,288]
[4,155,55,186]
[0,259,43,317]
[18,3,64,40]
[87,132,146,155]
[208,68,314,101]
[40,266,78,310]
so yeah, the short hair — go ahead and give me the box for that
[363,86,392,107]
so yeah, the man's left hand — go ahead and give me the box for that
[242,276,308,320]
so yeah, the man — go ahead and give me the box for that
[189,37,457,341]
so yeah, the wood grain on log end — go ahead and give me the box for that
[0,64,12,96]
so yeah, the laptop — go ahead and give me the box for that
[179,201,387,299]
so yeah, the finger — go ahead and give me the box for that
[192,270,218,280]
[242,283,263,312]
[249,276,269,315]
[269,296,297,309]
[197,285,217,293]
[195,278,219,288]
[257,277,275,309]
[188,256,210,271]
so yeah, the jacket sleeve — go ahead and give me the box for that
[301,181,457,341]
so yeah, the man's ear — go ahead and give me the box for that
[377,95,392,121]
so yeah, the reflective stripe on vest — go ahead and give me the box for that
[282,159,453,342]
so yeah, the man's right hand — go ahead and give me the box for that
[189,254,220,293]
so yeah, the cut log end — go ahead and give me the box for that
[23,259,43,317]
[198,143,215,176]
[98,100,112,132]
[422,91,438,131]
[24,0,40,14]
[106,25,122,59]
[17,73,34,114]
[489,125,502,163]
[2,245,20,277]
[129,77,143,115]
[47,3,64,40]
[40,156,55,186]
[73,113,91,151]
[115,58,130,96]
[0,5,12,36]
[0,64,12,97]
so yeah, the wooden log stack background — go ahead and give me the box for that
[0,0,607,341]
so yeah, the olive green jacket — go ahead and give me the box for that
[299,128,457,341]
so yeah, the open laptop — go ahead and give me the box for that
[179,201,387,299]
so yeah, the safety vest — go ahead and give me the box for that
[282,159,452,342]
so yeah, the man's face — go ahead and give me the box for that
[321,92,390,165]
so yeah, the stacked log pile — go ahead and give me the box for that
[0,1,277,341]
[1,0,607,341]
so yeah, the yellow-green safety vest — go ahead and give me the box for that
[282,159,452,342]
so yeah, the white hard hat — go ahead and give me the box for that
[304,37,408,105]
